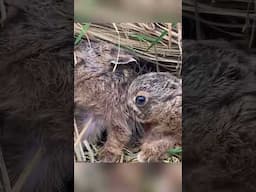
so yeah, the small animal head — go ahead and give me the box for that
[127,72,182,123]
[75,40,137,70]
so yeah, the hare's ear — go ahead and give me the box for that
[110,55,137,65]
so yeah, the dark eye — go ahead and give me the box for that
[135,95,147,106]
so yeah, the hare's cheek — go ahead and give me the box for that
[129,106,147,123]
[137,113,147,122]
[133,108,145,121]
[137,109,154,123]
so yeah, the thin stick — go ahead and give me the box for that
[0,0,6,27]
[12,148,43,192]
[83,140,95,163]
[112,23,120,72]
[249,0,256,48]
[194,0,201,40]
[74,118,85,161]
[168,23,173,49]
[0,147,11,192]
[74,117,93,147]
[242,0,252,32]
[154,46,160,72]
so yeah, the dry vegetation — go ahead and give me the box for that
[74,23,182,75]
[183,0,256,47]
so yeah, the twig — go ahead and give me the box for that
[242,0,252,32]
[194,0,201,40]
[249,0,256,48]
[12,148,43,192]
[0,0,6,27]
[74,117,93,147]
[83,140,95,163]
[168,23,173,49]
[74,118,85,161]
[112,23,121,72]
[0,147,11,192]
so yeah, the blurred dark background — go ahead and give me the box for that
[182,1,256,192]
[183,0,256,49]
[0,0,73,191]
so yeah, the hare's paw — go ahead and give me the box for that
[137,150,153,162]
[137,147,167,162]
[99,148,121,163]
[137,140,172,162]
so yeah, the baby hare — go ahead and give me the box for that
[127,72,182,162]
[74,40,138,162]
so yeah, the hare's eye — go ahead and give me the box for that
[135,95,147,106]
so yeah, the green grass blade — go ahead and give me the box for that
[146,29,168,51]
[168,147,182,156]
[75,23,90,45]
[129,33,157,43]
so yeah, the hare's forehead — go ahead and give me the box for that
[129,73,181,95]
[132,82,174,97]
[137,77,179,89]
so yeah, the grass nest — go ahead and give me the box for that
[74,23,182,163]
[74,23,182,75]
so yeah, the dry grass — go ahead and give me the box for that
[74,23,182,76]
[0,147,11,192]
[183,0,256,47]
[74,23,182,163]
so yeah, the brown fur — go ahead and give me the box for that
[0,0,73,191]
[74,40,138,162]
[182,40,256,192]
[127,72,182,162]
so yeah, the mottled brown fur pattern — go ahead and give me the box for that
[127,72,182,162]
[74,40,137,162]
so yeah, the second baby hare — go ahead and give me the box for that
[75,40,138,162]
[127,72,182,162]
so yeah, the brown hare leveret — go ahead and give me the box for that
[74,40,138,162]
[127,72,182,162]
